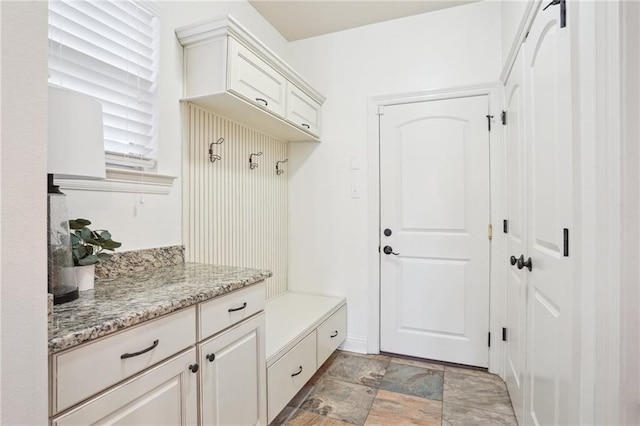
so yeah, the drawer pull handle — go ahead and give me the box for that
[301,123,310,129]
[206,353,216,362]
[291,366,303,377]
[120,339,159,359]
[330,331,339,338]
[189,364,199,373]
[255,98,268,107]
[228,302,247,313]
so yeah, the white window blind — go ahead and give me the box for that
[48,0,160,170]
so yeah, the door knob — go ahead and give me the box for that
[383,228,392,237]
[516,255,533,271]
[383,246,400,256]
[510,255,517,266]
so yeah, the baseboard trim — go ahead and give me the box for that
[340,337,368,354]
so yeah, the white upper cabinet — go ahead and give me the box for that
[228,38,287,118]
[176,16,325,142]
[286,83,321,138]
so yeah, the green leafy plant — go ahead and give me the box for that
[69,218,122,266]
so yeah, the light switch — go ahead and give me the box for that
[350,155,360,170]
[351,185,361,199]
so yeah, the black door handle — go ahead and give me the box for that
[383,246,399,256]
[291,366,303,377]
[510,255,517,266]
[516,255,533,271]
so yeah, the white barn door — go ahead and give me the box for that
[379,95,491,367]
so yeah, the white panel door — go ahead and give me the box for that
[380,95,491,367]
[504,47,527,426]
[524,3,573,425]
[199,313,266,426]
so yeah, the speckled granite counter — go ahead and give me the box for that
[49,263,271,354]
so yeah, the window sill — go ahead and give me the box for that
[56,168,177,195]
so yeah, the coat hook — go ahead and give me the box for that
[276,159,288,175]
[249,152,263,170]
[209,137,224,163]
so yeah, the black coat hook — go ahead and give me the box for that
[276,159,288,175]
[249,152,263,170]
[209,137,224,163]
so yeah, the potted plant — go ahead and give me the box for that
[69,218,121,291]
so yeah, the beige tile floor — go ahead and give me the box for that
[271,350,517,426]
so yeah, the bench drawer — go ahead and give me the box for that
[51,307,196,415]
[316,305,347,368]
[199,282,265,340]
[267,330,316,423]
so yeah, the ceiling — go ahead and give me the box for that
[249,0,480,42]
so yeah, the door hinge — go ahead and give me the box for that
[501,110,507,125]
[488,332,491,347]
[486,114,494,131]
[488,224,493,241]
[543,0,566,28]
[563,228,569,257]
[503,219,508,233]
[502,327,507,341]
[378,246,381,253]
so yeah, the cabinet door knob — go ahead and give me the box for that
[189,364,199,373]
[510,255,517,266]
[330,331,339,338]
[206,353,216,362]
[255,98,268,107]
[301,123,310,129]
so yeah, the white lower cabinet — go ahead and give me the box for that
[199,312,266,426]
[267,331,317,424]
[50,283,268,426]
[52,348,198,426]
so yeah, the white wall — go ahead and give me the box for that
[65,1,290,252]
[286,1,502,350]
[0,1,49,424]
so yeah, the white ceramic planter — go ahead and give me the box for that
[75,264,95,292]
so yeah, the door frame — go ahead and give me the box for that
[366,83,506,375]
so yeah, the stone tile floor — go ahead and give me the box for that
[271,350,517,426]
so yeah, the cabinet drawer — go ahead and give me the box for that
[316,305,347,368]
[51,307,196,415]
[267,331,316,424]
[199,282,265,340]
[286,84,321,137]
[227,37,286,117]
[52,348,197,426]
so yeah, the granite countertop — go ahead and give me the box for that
[49,263,272,354]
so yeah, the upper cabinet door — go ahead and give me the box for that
[227,38,287,118]
[286,84,321,137]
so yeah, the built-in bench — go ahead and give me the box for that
[265,292,347,424]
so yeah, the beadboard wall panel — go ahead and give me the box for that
[184,103,288,298]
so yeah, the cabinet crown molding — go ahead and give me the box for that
[176,15,325,105]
